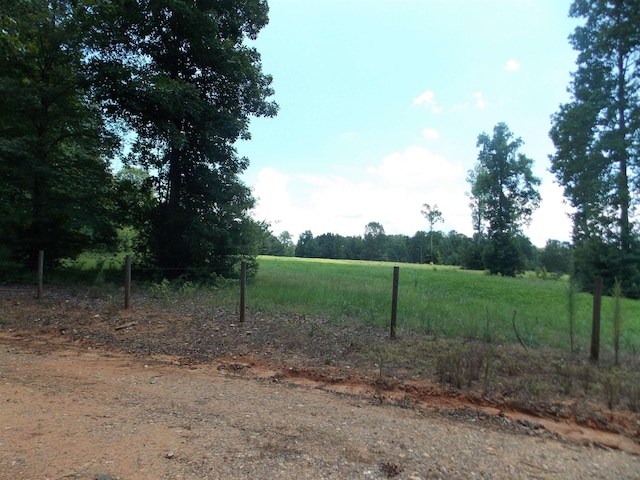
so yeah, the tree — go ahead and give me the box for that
[362,222,387,261]
[316,233,348,259]
[88,0,277,277]
[385,234,409,263]
[0,0,117,268]
[549,0,640,297]
[440,230,468,266]
[278,231,295,257]
[539,240,572,274]
[295,231,319,258]
[343,235,363,260]
[467,123,541,276]
[420,203,443,263]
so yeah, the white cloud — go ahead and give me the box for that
[250,168,304,231]
[473,91,487,109]
[252,167,290,210]
[247,156,470,241]
[371,146,462,187]
[297,173,470,239]
[422,128,440,140]
[505,59,521,71]
[524,177,573,246]
[340,131,359,139]
[413,89,435,106]
[413,89,443,114]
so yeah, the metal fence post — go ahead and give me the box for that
[390,265,399,338]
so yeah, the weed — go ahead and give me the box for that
[555,362,574,395]
[612,278,623,366]
[484,306,492,343]
[581,364,593,395]
[306,318,326,339]
[525,379,544,397]
[379,461,403,478]
[568,273,576,353]
[179,280,198,298]
[481,347,494,397]
[627,383,640,412]
[603,371,621,410]
[435,343,488,389]
[367,343,394,379]
[150,278,171,301]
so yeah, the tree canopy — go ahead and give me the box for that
[0,0,277,279]
[88,0,277,276]
[468,122,541,276]
[0,0,117,267]
[549,0,640,296]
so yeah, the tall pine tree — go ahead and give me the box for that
[549,0,640,297]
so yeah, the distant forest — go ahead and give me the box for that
[260,223,571,279]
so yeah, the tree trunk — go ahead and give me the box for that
[616,45,630,253]
[167,147,182,211]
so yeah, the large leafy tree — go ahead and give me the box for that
[0,0,116,268]
[88,0,277,277]
[549,0,640,297]
[467,123,541,276]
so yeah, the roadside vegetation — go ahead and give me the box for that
[40,253,640,358]
[8,253,638,429]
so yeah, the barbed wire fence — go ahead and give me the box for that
[10,250,402,336]
[2,251,612,352]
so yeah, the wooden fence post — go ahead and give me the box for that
[37,250,44,300]
[590,276,603,363]
[240,261,247,323]
[124,255,131,309]
[390,265,399,338]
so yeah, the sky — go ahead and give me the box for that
[237,0,582,247]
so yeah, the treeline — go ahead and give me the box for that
[260,224,572,277]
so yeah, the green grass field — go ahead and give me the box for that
[56,253,640,355]
[249,256,640,354]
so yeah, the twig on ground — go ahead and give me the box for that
[115,321,138,331]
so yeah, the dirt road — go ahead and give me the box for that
[1,332,639,480]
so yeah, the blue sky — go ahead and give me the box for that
[237,0,581,247]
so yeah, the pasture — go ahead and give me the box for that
[250,256,640,355]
